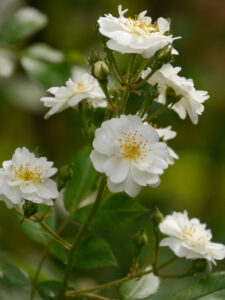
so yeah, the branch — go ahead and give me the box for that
[65,257,177,297]
[58,177,106,299]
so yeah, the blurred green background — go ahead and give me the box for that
[0,0,225,299]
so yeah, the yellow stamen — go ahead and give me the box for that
[126,16,159,35]
[12,163,43,184]
[119,130,151,159]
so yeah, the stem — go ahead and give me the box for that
[39,220,71,250]
[65,257,177,297]
[14,207,71,250]
[83,294,109,300]
[138,85,154,118]
[30,248,48,300]
[132,58,149,83]
[157,269,192,279]
[152,231,160,275]
[99,81,115,110]
[58,178,106,299]
[134,68,155,89]
[30,208,79,300]
[144,103,169,122]
[120,54,136,114]
[107,49,124,85]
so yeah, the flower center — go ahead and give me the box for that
[126,17,159,35]
[77,83,85,90]
[183,225,205,246]
[119,130,150,159]
[12,163,43,184]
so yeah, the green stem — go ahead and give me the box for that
[152,231,160,275]
[65,257,177,297]
[132,58,149,83]
[120,54,136,114]
[138,85,154,118]
[134,68,155,89]
[144,103,169,122]
[99,81,116,110]
[30,206,81,300]
[58,178,106,299]
[107,49,124,85]
[83,293,109,300]
[30,248,48,300]
[157,269,192,279]
[39,220,71,250]
[14,207,71,250]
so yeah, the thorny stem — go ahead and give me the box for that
[65,256,178,297]
[58,177,106,299]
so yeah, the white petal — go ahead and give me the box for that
[90,150,108,173]
[104,156,130,183]
[157,17,170,33]
[37,179,59,199]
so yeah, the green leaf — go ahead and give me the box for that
[72,193,148,228]
[0,263,30,287]
[21,43,71,87]
[17,204,56,244]
[167,271,225,300]
[64,147,98,212]
[49,234,118,269]
[0,7,47,44]
[37,281,84,300]
[120,273,160,300]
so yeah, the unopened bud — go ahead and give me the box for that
[23,200,38,218]
[192,259,207,273]
[166,87,182,104]
[151,208,164,228]
[58,164,73,191]
[93,61,109,81]
[133,229,148,250]
[151,45,172,72]
[157,44,172,63]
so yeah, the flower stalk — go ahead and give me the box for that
[58,177,107,299]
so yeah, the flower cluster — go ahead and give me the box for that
[159,211,225,264]
[1,5,223,286]
[0,147,59,208]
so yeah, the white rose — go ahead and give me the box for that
[159,211,225,264]
[0,147,59,207]
[90,115,169,197]
[41,73,106,119]
[98,5,179,58]
[142,64,209,124]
